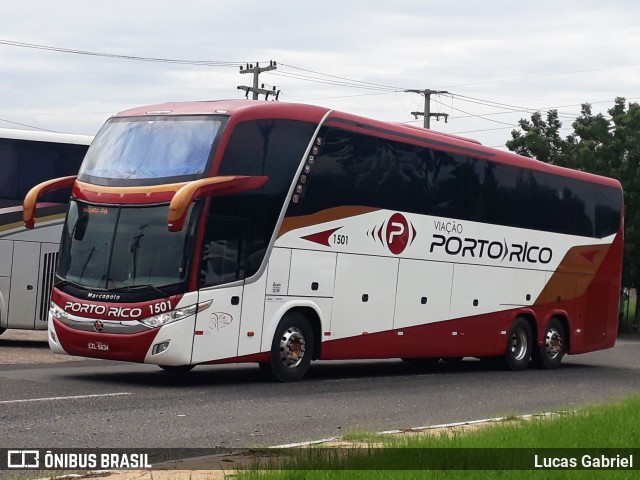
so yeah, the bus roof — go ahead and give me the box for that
[0,127,93,146]
[114,100,622,190]
[116,100,331,124]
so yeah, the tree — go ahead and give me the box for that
[506,98,640,322]
[507,109,567,165]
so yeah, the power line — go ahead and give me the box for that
[0,39,404,92]
[0,111,111,117]
[445,95,640,124]
[0,117,57,132]
[5,37,640,134]
[278,63,401,91]
[0,39,402,94]
[271,70,399,91]
[0,39,253,67]
[449,94,579,120]
[292,90,401,101]
[4,37,640,104]
[444,104,516,126]
[270,71,384,90]
[450,126,515,134]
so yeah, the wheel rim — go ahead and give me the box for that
[544,327,564,359]
[279,327,306,368]
[510,328,529,361]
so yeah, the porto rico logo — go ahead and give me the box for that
[369,212,416,255]
[299,212,416,255]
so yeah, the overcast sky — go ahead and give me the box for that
[1,0,639,149]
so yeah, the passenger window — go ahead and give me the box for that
[199,215,249,287]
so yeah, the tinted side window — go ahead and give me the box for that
[549,175,594,237]
[482,161,520,228]
[199,214,248,287]
[595,188,623,237]
[288,128,376,215]
[218,119,316,195]
[286,126,621,239]
[211,119,316,278]
[0,139,88,203]
[289,128,484,219]
[432,155,484,221]
[376,140,434,215]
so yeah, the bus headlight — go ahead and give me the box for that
[50,302,70,321]
[140,304,198,328]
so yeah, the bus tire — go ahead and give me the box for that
[504,317,532,371]
[159,365,195,373]
[264,312,313,382]
[533,318,566,369]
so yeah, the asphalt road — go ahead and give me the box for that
[0,330,639,449]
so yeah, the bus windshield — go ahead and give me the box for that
[58,201,198,290]
[78,115,226,185]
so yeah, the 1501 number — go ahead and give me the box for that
[332,234,349,245]
[149,301,171,315]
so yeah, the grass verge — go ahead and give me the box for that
[238,395,640,479]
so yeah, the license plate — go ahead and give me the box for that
[88,342,109,352]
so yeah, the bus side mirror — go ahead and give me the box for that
[23,176,77,229]
[168,175,268,232]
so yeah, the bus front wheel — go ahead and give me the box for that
[262,312,314,382]
[533,318,566,369]
[504,317,532,371]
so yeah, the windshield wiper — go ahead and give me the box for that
[55,278,87,290]
[109,283,169,297]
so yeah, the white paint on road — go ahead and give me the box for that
[271,412,561,449]
[0,392,132,404]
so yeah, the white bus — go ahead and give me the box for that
[25,101,623,381]
[0,128,92,336]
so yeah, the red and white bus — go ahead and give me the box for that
[24,100,623,381]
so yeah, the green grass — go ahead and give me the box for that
[620,290,637,327]
[238,395,640,480]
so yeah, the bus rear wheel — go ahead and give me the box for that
[504,317,532,371]
[533,318,566,369]
[262,312,313,382]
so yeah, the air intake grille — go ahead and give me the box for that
[39,252,58,322]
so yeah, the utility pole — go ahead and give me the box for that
[405,89,449,129]
[237,61,280,100]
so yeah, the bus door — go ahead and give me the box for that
[0,240,12,329]
[191,215,247,364]
[7,241,57,329]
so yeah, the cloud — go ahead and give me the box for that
[1,1,639,148]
